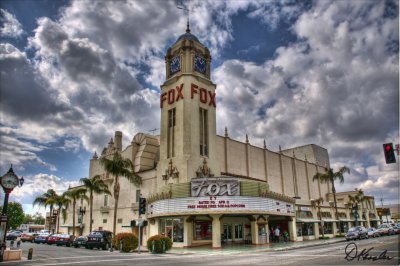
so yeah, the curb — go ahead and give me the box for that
[264,239,347,252]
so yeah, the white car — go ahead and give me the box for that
[377,224,395,235]
[367,227,380,238]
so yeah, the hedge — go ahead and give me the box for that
[112,232,138,252]
[147,235,173,253]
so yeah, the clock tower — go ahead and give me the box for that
[158,24,220,186]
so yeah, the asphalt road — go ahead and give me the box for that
[2,235,399,266]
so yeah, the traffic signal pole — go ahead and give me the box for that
[138,216,141,254]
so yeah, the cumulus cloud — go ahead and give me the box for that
[0,9,24,38]
[10,173,79,209]
[214,1,399,202]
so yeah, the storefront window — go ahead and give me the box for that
[173,218,184,242]
[339,222,348,233]
[296,223,302,237]
[300,223,314,236]
[159,218,184,243]
[320,222,333,234]
[194,221,212,240]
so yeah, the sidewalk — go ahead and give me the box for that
[167,237,347,255]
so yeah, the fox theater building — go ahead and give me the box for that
[62,26,380,248]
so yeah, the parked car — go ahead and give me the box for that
[377,224,395,235]
[345,226,368,241]
[47,234,62,245]
[34,233,51,244]
[392,225,400,234]
[21,233,39,242]
[56,234,75,247]
[6,230,22,240]
[73,236,88,248]
[86,230,113,250]
[367,228,380,238]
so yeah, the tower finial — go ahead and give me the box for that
[177,5,190,33]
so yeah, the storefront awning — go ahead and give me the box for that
[339,219,353,222]
[322,218,339,222]
[60,224,84,228]
[296,218,320,223]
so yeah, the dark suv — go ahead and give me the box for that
[86,230,113,250]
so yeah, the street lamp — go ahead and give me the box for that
[78,206,86,236]
[0,166,24,262]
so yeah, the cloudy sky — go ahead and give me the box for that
[0,0,398,215]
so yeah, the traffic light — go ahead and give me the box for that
[383,143,396,164]
[139,197,146,215]
[142,220,148,227]
[130,220,136,227]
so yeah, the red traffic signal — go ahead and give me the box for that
[383,143,396,164]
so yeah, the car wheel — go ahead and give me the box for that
[103,243,110,250]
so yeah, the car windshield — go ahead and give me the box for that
[89,232,103,236]
[348,228,356,232]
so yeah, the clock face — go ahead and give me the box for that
[194,55,206,74]
[169,55,181,76]
[1,174,18,189]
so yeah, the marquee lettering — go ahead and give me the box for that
[160,83,216,108]
[191,179,240,197]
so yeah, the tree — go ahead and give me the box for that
[348,188,365,226]
[100,152,141,236]
[313,166,350,226]
[80,175,111,233]
[0,202,24,231]
[54,192,70,233]
[23,212,45,225]
[65,187,88,236]
[312,197,325,238]
[33,189,58,233]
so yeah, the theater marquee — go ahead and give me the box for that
[147,196,295,217]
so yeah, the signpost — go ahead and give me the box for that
[137,218,142,254]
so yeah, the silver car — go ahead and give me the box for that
[345,226,368,241]
[367,227,380,238]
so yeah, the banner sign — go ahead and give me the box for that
[191,178,240,197]
[148,196,295,217]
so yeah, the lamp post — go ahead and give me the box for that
[0,166,24,262]
[78,206,86,236]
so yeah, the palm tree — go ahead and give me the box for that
[100,152,142,236]
[65,187,88,236]
[348,188,364,226]
[312,197,325,238]
[313,166,350,225]
[80,175,111,233]
[33,189,58,233]
[54,192,70,233]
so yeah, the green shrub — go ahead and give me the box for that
[112,232,138,252]
[318,236,330,240]
[161,236,173,250]
[147,235,173,253]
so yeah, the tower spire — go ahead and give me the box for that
[177,4,190,33]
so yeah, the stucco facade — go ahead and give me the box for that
[60,27,379,248]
